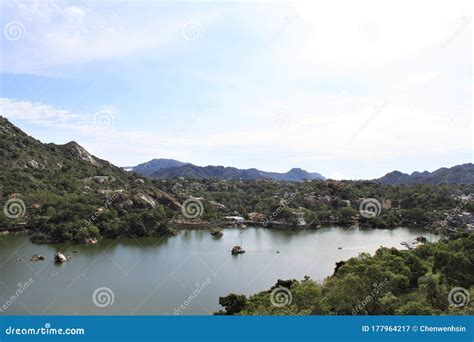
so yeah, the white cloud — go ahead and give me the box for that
[0,97,89,126]
[405,72,440,84]
[1,95,470,170]
[0,97,201,158]
[1,1,220,75]
[282,1,471,71]
[0,1,471,177]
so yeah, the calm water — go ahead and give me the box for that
[0,227,435,315]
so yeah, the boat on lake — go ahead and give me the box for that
[231,226,245,255]
[401,241,419,249]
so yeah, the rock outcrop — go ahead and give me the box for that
[54,252,67,263]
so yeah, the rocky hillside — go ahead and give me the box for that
[375,164,474,185]
[0,116,180,243]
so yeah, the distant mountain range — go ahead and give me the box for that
[1,115,472,186]
[374,163,474,185]
[126,159,326,181]
[126,158,474,185]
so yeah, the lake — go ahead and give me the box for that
[0,226,436,315]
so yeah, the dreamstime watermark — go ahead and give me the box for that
[450,111,471,132]
[448,287,470,308]
[270,286,292,307]
[359,198,382,219]
[181,198,204,219]
[4,21,26,41]
[270,113,290,129]
[92,109,115,129]
[359,20,381,42]
[85,192,120,227]
[0,278,34,313]
[443,193,474,226]
[263,191,298,226]
[350,101,389,142]
[5,323,85,336]
[440,16,471,48]
[92,287,115,308]
[352,277,389,315]
[3,198,26,219]
[182,22,202,40]
[265,15,299,49]
[174,278,212,315]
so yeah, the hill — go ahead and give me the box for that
[127,160,325,181]
[375,164,474,185]
[0,116,180,243]
[125,158,186,176]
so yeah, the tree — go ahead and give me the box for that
[395,301,435,315]
[339,207,356,222]
[217,294,247,315]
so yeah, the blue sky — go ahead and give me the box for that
[0,0,472,179]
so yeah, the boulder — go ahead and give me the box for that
[121,199,134,209]
[30,254,46,262]
[54,252,67,263]
[26,159,40,169]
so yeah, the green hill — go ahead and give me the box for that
[0,116,180,243]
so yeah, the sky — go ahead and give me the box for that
[0,0,472,179]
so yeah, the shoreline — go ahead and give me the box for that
[170,220,436,232]
[1,224,439,246]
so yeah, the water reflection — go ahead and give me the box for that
[0,227,435,315]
